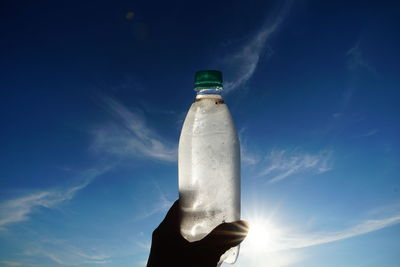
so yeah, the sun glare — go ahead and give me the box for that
[245,218,282,253]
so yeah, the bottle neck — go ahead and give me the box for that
[195,94,222,101]
[195,86,223,95]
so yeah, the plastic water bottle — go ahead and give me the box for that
[178,70,240,264]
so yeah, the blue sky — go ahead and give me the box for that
[1,0,400,266]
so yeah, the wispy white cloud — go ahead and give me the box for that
[0,261,22,267]
[135,241,151,251]
[0,167,110,229]
[329,41,377,124]
[223,1,292,93]
[133,182,173,222]
[241,148,262,166]
[362,129,379,137]
[258,214,400,253]
[239,128,262,166]
[346,42,376,75]
[238,204,400,266]
[330,87,355,122]
[258,149,332,183]
[92,96,177,162]
[283,214,400,250]
[238,215,400,267]
[24,239,111,266]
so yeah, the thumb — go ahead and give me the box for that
[197,220,249,256]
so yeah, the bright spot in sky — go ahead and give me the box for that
[237,210,296,267]
[246,218,282,253]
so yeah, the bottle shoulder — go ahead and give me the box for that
[190,97,229,111]
[182,103,237,136]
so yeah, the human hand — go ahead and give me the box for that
[147,200,248,267]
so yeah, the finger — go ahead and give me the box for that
[198,220,249,254]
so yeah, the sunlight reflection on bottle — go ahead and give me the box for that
[190,223,206,238]
[192,200,200,210]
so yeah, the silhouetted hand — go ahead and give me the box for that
[147,200,248,267]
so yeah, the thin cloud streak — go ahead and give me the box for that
[346,41,377,75]
[0,167,110,229]
[241,147,261,166]
[239,203,400,266]
[24,239,111,266]
[329,41,376,126]
[0,261,22,267]
[133,182,173,222]
[224,1,292,93]
[239,128,262,166]
[258,149,332,183]
[363,129,379,137]
[238,214,400,266]
[269,214,400,252]
[92,96,177,162]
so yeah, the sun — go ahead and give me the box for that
[245,217,283,253]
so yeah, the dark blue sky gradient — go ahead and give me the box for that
[1,1,400,266]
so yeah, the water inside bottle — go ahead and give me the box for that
[179,97,240,264]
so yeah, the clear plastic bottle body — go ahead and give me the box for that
[178,92,240,264]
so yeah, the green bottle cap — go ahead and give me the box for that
[194,70,223,90]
